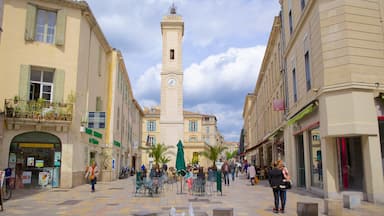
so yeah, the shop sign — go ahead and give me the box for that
[9,153,16,169]
[54,152,61,167]
[22,171,32,184]
[19,143,54,148]
[112,159,115,170]
[38,172,49,186]
[52,167,60,188]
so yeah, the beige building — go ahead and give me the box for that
[243,16,285,168]
[244,0,384,204]
[139,6,223,170]
[141,107,221,169]
[0,0,142,189]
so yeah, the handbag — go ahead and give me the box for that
[280,180,291,189]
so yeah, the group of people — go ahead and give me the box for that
[268,159,290,213]
[241,159,291,213]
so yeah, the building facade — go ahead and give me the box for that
[243,16,285,168]
[159,6,185,166]
[244,0,384,204]
[141,108,222,169]
[0,0,142,189]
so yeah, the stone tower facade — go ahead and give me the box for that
[159,6,184,165]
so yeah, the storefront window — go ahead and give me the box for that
[310,127,322,188]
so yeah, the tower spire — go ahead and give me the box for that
[170,3,177,14]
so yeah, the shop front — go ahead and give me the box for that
[8,132,61,189]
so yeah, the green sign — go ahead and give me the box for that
[89,138,99,145]
[85,128,93,135]
[113,140,121,147]
[93,131,103,139]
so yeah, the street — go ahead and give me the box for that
[1,173,383,216]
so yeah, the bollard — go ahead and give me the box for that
[324,199,343,216]
[213,208,233,216]
[343,194,361,209]
[297,202,318,216]
[133,212,157,216]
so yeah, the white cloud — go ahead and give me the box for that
[86,0,280,141]
[184,46,266,100]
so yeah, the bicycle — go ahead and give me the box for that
[1,177,12,200]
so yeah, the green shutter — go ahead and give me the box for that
[25,4,36,41]
[53,69,65,103]
[19,65,31,101]
[55,9,66,46]
[96,96,102,111]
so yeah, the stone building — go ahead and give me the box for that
[0,0,142,189]
[244,0,384,203]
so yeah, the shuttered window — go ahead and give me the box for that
[25,4,66,45]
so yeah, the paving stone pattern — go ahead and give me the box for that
[0,173,383,216]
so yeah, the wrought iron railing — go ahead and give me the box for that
[4,98,73,121]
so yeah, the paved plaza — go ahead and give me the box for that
[1,174,383,216]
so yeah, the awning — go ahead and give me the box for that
[287,103,316,126]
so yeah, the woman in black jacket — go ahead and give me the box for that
[268,161,284,213]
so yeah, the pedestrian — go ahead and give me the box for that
[184,168,193,194]
[268,161,284,213]
[248,163,256,185]
[85,161,100,192]
[230,160,236,181]
[222,161,230,186]
[278,160,291,211]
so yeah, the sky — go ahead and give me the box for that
[86,0,281,142]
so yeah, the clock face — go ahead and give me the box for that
[168,78,176,86]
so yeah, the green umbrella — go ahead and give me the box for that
[175,140,186,175]
[175,140,186,194]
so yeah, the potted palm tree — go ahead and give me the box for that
[199,144,228,170]
[140,143,174,168]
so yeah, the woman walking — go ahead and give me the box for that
[85,162,100,192]
[277,160,290,212]
[268,161,284,213]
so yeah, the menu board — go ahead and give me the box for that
[35,160,44,168]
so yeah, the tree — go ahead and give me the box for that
[225,149,238,160]
[199,144,228,169]
[140,143,174,167]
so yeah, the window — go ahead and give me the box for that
[206,126,210,134]
[96,96,102,111]
[189,120,198,132]
[147,120,156,132]
[117,107,120,130]
[288,10,293,34]
[301,0,306,10]
[292,68,297,102]
[29,68,54,101]
[305,51,311,91]
[35,9,57,44]
[148,136,156,146]
[25,4,66,45]
[170,49,175,60]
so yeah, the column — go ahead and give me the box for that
[303,131,311,190]
[322,137,339,199]
[362,135,384,203]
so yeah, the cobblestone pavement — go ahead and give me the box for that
[1,173,383,216]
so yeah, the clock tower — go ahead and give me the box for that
[160,5,184,165]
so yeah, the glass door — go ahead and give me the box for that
[296,134,306,187]
[337,137,364,191]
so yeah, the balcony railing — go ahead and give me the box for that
[4,98,73,121]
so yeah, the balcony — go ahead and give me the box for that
[4,98,73,131]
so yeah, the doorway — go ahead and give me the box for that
[296,134,306,187]
[336,137,364,191]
